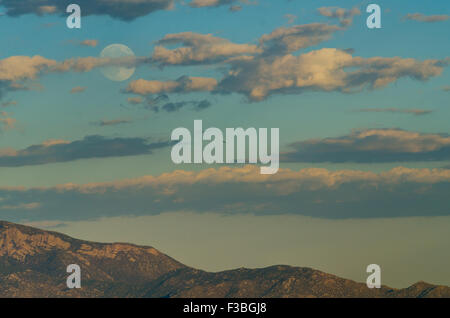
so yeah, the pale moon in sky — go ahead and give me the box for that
[100,44,136,82]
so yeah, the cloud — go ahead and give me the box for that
[3,20,446,104]
[404,13,449,23]
[80,40,98,47]
[126,76,217,95]
[284,14,297,24]
[146,94,170,103]
[1,100,17,108]
[189,0,243,8]
[151,25,338,66]
[1,0,252,20]
[0,84,42,105]
[41,22,58,28]
[217,48,448,101]
[127,97,143,105]
[152,32,261,66]
[0,55,58,82]
[144,27,448,102]
[126,87,212,112]
[94,119,132,127]
[282,129,450,163]
[3,24,447,104]
[0,54,147,99]
[54,56,147,73]
[0,111,16,130]
[37,6,57,14]
[318,7,361,26]
[0,202,40,210]
[150,99,212,112]
[145,21,449,102]
[0,135,171,167]
[229,5,242,12]
[259,23,342,54]
[70,86,86,94]
[0,55,56,99]
[355,108,432,116]
[1,165,450,222]
[1,0,175,21]
[22,220,66,229]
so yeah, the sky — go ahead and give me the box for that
[0,0,449,288]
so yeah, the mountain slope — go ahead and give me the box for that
[0,220,449,298]
[0,220,185,297]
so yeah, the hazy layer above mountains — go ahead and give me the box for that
[1,220,449,298]
[35,212,450,288]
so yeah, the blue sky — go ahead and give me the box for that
[1,0,449,217]
[0,0,449,287]
[0,1,450,185]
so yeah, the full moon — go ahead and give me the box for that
[100,44,136,82]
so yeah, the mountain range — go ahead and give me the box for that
[0,220,449,298]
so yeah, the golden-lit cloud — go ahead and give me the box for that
[126,76,217,95]
[127,97,143,105]
[218,49,448,101]
[318,6,361,26]
[1,165,450,221]
[0,56,57,82]
[259,23,342,54]
[189,0,247,9]
[0,54,147,99]
[80,40,99,47]
[0,111,16,131]
[2,19,448,103]
[152,32,261,66]
[70,86,86,94]
[144,23,449,101]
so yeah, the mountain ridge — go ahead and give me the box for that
[0,220,449,298]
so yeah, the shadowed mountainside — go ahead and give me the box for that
[0,220,449,298]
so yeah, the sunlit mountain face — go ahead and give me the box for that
[0,0,449,295]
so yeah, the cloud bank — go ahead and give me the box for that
[0,135,170,167]
[218,49,447,101]
[1,0,175,21]
[282,129,450,163]
[130,24,448,102]
[1,165,450,222]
